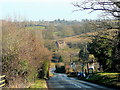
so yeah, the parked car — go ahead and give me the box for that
[77,72,86,79]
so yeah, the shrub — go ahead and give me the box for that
[55,63,66,73]
[41,60,50,79]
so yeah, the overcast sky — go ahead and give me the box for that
[0,0,102,21]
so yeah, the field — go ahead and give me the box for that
[26,26,45,30]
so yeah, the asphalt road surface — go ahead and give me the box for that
[47,73,117,90]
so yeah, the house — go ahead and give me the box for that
[56,40,67,49]
[86,60,100,73]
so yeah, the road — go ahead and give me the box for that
[47,73,117,90]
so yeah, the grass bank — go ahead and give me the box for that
[86,72,120,88]
[29,63,56,88]
[29,79,47,88]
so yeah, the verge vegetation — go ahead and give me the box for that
[86,73,120,88]
[2,19,52,88]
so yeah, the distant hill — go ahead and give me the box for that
[60,29,118,44]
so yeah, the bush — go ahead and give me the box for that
[41,61,50,79]
[55,63,66,73]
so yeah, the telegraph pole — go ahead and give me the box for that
[82,43,88,73]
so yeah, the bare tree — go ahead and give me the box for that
[73,0,120,19]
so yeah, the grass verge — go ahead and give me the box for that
[29,79,47,88]
[86,72,120,88]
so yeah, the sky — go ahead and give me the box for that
[0,0,102,21]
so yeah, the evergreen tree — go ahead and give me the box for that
[58,56,63,62]
[88,32,115,71]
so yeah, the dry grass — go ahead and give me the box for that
[50,63,56,68]
[62,31,98,43]
[61,29,118,44]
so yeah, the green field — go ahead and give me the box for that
[26,26,45,30]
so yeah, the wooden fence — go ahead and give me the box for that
[0,75,5,88]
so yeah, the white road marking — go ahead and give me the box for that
[64,79,91,88]
[70,78,76,80]
[70,82,82,88]
[49,74,113,89]
[55,86,65,88]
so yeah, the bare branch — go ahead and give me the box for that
[72,0,120,19]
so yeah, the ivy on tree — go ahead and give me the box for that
[88,33,115,71]
[58,56,63,62]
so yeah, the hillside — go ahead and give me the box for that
[52,29,118,64]
[60,29,118,44]
[63,31,98,43]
